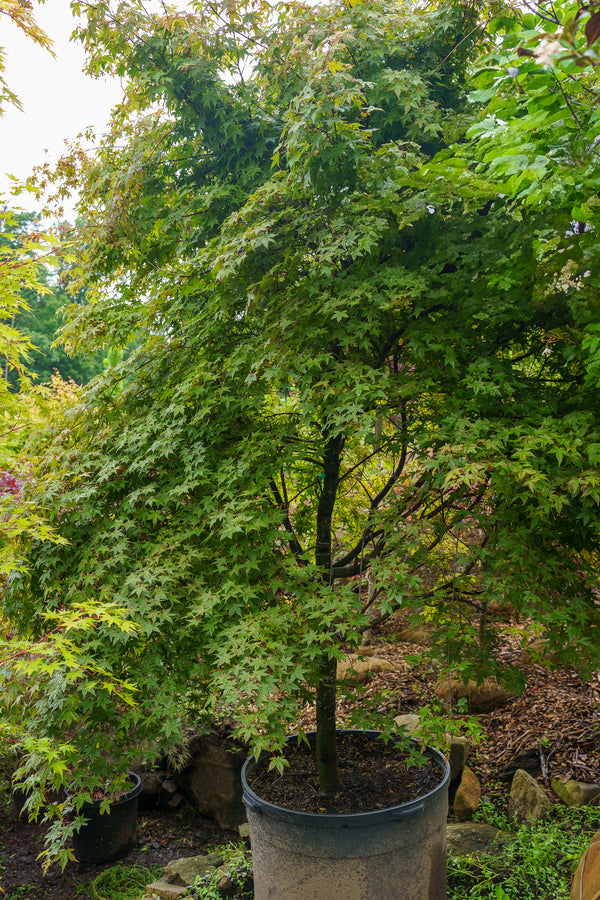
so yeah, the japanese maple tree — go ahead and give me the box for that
[5,0,600,842]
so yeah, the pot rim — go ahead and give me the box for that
[80,771,142,810]
[241,729,450,828]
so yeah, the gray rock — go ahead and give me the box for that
[145,882,188,899]
[446,823,510,856]
[448,736,470,783]
[508,768,552,824]
[164,853,224,887]
[551,777,600,807]
[174,731,248,831]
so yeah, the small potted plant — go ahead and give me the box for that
[0,603,148,869]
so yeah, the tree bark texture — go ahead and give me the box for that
[315,431,344,795]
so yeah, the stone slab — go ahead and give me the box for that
[145,881,188,899]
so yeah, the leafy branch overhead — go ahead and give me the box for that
[0,0,53,114]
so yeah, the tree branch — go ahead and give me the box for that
[269,477,306,564]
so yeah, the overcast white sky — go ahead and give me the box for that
[1,1,123,217]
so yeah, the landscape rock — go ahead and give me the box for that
[336,654,394,683]
[448,736,470,783]
[160,777,185,810]
[446,822,510,856]
[487,599,517,622]
[361,627,373,645]
[393,715,469,782]
[216,874,235,896]
[453,766,481,820]
[508,768,552,824]
[521,639,560,667]
[164,852,224,887]
[174,731,248,831]
[238,823,251,844]
[551,777,600,807]
[393,714,421,736]
[570,828,600,900]
[145,882,188,900]
[397,626,432,646]
[434,677,514,713]
[138,770,165,810]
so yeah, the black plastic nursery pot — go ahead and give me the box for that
[242,730,450,900]
[71,772,142,864]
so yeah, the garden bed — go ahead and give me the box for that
[2,620,600,899]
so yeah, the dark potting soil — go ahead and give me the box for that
[246,732,443,815]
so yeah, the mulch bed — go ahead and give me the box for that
[297,614,600,800]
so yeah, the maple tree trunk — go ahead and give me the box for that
[316,653,343,796]
[315,429,344,796]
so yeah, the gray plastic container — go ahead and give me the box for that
[242,730,450,900]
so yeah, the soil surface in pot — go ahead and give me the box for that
[247,732,442,814]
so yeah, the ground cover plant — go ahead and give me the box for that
[2,0,600,869]
[447,803,600,900]
[89,863,162,900]
[181,843,253,900]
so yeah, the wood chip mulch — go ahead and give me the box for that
[297,618,600,807]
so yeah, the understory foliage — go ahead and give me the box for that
[0,212,76,577]
[448,803,600,899]
[0,5,143,870]
[0,8,72,577]
[3,0,600,864]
